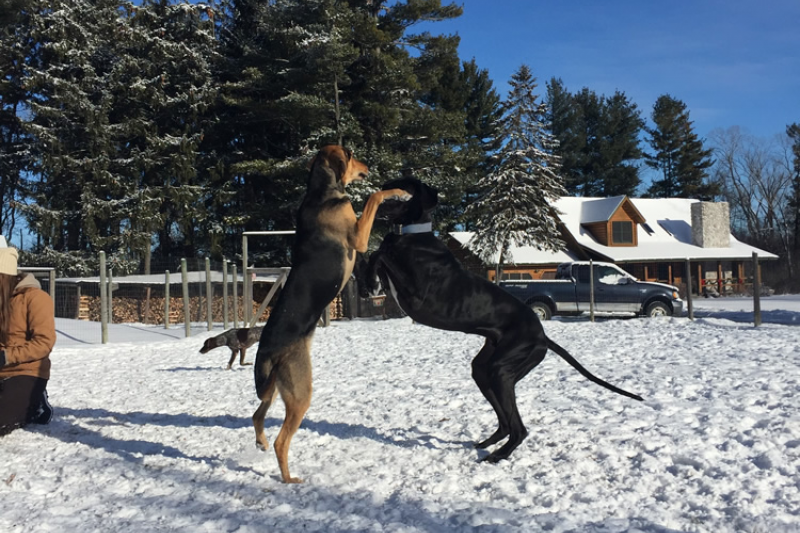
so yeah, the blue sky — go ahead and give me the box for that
[427,0,800,140]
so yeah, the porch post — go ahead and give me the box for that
[752,252,761,327]
[696,263,702,295]
[685,259,693,320]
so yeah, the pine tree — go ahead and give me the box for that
[599,91,644,196]
[645,94,716,199]
[210,0,471,263]
[454,59,502,230]
[22,0,120,253]
[547,83,643,197]
[20,0,218,266]
[465,65,566,281]
[211,0,359,265]
[0,0,29,26]
[546,77,585,194]
[122,0,219,260]
[0,0,33,237]
[411,48,501,231]
[787,123,800,254]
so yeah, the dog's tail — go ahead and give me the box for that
[546,337,644,401]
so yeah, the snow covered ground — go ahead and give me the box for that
[2,296,800,532]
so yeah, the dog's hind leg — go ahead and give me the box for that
[253,369,278,451]
[472,340,510,449]
[273,349,313,484]
[481,339,547,463]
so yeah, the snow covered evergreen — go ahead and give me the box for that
[466,65,566,277]
[18,0,218,267]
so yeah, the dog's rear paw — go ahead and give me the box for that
[479,453,505,464]
[475,430,508,449]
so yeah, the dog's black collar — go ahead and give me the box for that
[399,222,432,235]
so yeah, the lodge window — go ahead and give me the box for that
[501,272,533,280]
[612,221,633,244]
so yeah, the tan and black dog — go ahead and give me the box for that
[199,327,263,370]
[252,145,409,483]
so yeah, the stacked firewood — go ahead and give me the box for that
[81,296,271,324]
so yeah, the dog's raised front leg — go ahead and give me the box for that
[351,189,410,252]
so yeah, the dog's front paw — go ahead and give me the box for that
[384,188,412,202]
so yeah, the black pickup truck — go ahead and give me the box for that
[499,261,684,320]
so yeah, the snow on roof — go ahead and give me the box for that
[579,196,627,223]
[449,232,580,265]
[450,197,777,265]
[554,196,778,262]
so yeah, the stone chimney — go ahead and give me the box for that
[691,202,730,248]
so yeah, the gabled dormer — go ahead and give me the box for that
[580,196,645,247]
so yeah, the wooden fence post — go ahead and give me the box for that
[49,269,56,314]
[223,259,229,330]
[181,258,191,337]
[107,267,114,324]
[205,257,213,331]
[243,235,250,326]
[99,251,108,344]
[232,263,239,329]
[164,271,170,329]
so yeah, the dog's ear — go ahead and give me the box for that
[307,145,348,178]
[418,182,439,212]
[329,146,349,181]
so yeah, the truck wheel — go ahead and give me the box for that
[645,301,671,317]
[530,301,552,321]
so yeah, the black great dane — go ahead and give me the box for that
[361,177,644,464]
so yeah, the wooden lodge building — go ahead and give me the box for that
[447,197,777,297]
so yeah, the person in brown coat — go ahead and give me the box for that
[0,247,57,436]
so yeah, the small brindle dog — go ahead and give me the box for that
[199,327,263,370]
